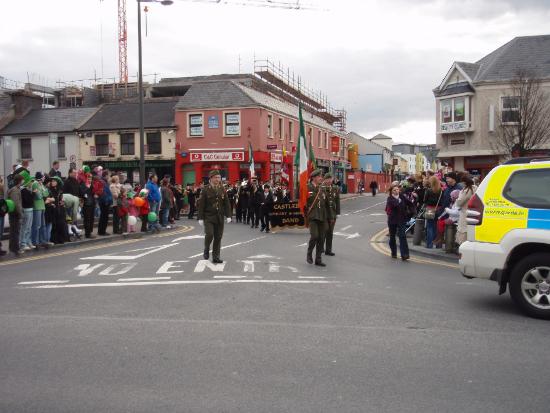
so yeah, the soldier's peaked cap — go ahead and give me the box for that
[209,170,221,177]
[310,169,323,178]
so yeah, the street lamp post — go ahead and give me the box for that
[137,0,173,186]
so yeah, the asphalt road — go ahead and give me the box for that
[0,195,548,413]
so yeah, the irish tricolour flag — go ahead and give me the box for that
[294,104,309,214]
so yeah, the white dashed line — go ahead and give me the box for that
[18,280,70,285]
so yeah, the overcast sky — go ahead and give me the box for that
[1,0,549,143]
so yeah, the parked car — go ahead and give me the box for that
[459,157,550,319]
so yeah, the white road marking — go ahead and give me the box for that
[117,277,171,282]
[298,276,326,279]
[18,280,70,285]
[213,275,247,279]
[369,213,386,216]
[74,263,105,276]
[247,254,280,259]
[194,260,226,272]
[187,236,266,259]
[171,235,205,242]
[268,262,300,273]
[351,201,386,214]
[341,225,352,231]
[156,261,189,274]
[81,243,179,261]
[23,279,340,289]
[333,231,360,239]
[98,263,137,276]
[237,260,259,272]
[296,243,308,247]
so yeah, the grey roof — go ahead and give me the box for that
[175,81,256,110]
[436,81,475,97]
[79,100,176,131]
[159,74,253,87]
[455,62,481,81]
[473,35,550,82]
[0,107,97,136]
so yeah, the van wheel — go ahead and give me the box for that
[509,254,550,320]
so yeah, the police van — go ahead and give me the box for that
[459,157,550,319]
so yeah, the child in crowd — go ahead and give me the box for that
[118,187,129,234]
[127,192,139,233]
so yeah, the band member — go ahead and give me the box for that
[305,169,327,266]
[323,172,340,256]
[197,170,231,263]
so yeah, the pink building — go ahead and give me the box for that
[173,77,347,192]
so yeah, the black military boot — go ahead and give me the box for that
[203,250,209,260]
[325,251,335,256]
[213,258,223,264]
[306,254,313,264]
[315,260,326,267]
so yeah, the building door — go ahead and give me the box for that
[182,169,196,186]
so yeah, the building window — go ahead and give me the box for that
[278,118,284,141]
[318,130,322,148]
[454,97,465,122]
[502,96,520,124]
[189,114,204,137]
[324,132,328,149]
[267,114,273,138]
[58,136,66,158]
[146,132,162,155]
[20,138,32,159]
[95,134,109,156]
[307,127,312,144]
[120,133,135,155]
[288,121,293,142]
[224,112,240,136]
[441,99,453,123]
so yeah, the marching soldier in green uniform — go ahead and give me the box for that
[198,170,232,263]
[322,172,341,256]
[305,169,328,266]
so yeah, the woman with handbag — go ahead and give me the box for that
[455,175,477,245]
[423,176,443,249]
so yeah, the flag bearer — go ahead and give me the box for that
[198,170,232,263]
[305,169,327,266]
[323,172,340,256]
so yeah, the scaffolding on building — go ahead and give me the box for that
[253,58,346,132]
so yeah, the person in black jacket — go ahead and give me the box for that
[386,183,412,260]
[237,183,249,224]
[252,183,263,229]
[63,168,81,198]
[81,175,96,239]
[260,184,274,233]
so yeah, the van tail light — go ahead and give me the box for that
[467,194,484,226]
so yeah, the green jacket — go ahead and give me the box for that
[305,183,327,222]
[324,184,341,221]
[31,180,49,211]
[197,184,231,222]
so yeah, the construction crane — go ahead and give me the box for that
[118,0,128,84]
[116,0,319,85]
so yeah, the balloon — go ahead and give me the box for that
[139,189,148,197]
[128,215,137,226]
[147,212,157,222]
[5,199,15,213]
[133,197,145,207]
[83,165,91,173]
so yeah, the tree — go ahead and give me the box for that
[492,70,550,157]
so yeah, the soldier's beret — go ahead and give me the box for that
[324,172,333,179]
[209,170,221,178]
[310,169,323,178]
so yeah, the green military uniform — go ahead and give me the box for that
[323,174,341,256]
[306,170,328,265]
[198,171,231,262]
